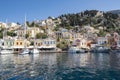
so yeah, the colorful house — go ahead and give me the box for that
[34,39,43,48]
[13,39,30,52]
[97,37,107,46]
[2,39,14,49]
[40,38,56,51]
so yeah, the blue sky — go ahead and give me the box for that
[0,0,120,24]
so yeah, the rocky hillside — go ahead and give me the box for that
[25,10,120,35]
[56,10,120,34]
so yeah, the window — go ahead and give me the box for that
[44,41,46,44]
[47,41,49,44]
[53,41,55,44]
[16,42,19,45]
[20,42,22,45]
[10,42,12,46]
[6,42,8,45]
[38,43,40,46]
[51,41,52,44]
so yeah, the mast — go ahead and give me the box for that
[2,19,7,49]
[3,19,7,40]
[25,14,27,39]
[24,15,27,49]
[34,19,36,49]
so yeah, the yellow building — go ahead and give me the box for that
[17,29,24,38]
[55,31,73,41]
[27,27,41,38]
[17,27,43,38]
[13,39,30,52]
[62,32,73,40]
[34,38,56,48]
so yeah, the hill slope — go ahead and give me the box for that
[56,10,120,34]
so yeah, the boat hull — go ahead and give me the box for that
[31,49,39,54]
[68,47,85,53]
[0,50,14,55]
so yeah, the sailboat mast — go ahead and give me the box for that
[24,15,27,48]
[3,19,8,40]
[25,15,27,38]
[34,19,35,48]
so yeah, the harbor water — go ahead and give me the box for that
[0,52,120,80]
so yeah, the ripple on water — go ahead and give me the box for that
[0,53,120,80]
[54,67,97,80]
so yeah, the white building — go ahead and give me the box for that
[97,37,107,45]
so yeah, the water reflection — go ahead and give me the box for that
[66,53,91,68]
[0,53,120,80]
[109,53,120,69]
[39,53,57,67]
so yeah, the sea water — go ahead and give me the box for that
[0,53,120,80]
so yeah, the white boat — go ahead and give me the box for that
[68,46,85,53]
[19,49,30,55]
[0,49,14,55]
[31,48,39,54]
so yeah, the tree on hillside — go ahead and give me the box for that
[36,33,48,39]
[26,21,35,27]
[57,40,68,51]
[25,33,29,38]
[7,31,17,37]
